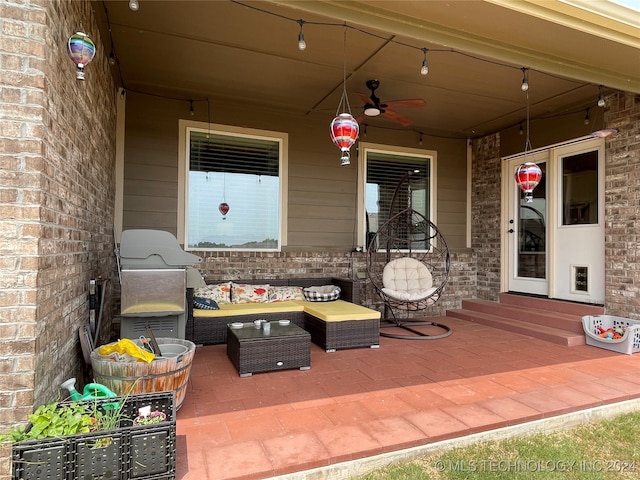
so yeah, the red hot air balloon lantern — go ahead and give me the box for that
[330,113,359,166]
[67,32,96,80]
[514,162,542,203]
[218,202,229,219]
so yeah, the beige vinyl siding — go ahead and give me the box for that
[123,92,468,250]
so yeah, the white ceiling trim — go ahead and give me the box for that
[490,0,640,43]
[273,0,640,94]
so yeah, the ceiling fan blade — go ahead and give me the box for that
[383,109,413,126]
[384,98,426,109]
[356,92,372,104]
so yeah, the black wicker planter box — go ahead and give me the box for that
[11,392,176,480]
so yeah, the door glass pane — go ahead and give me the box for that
[562,151,598,225]
[517,162,546,279]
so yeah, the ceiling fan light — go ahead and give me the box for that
[364,106,380,116]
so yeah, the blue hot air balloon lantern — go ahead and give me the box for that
[67,32,96,80]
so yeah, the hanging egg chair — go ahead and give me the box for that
[366,172,452,340]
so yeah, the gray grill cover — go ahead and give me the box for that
[120,229,202,269]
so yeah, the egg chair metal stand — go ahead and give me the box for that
[366,173,452,340]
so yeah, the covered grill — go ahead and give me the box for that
[118,229,204,339]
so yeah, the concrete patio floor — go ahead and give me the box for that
[175,316,640,479]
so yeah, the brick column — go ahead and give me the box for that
[471,134,502,300]
[605,93,640,317]
[0,1,117,475]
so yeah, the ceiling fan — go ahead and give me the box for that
[356,79,426,127]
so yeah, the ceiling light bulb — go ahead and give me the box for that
[129,0,139,11]
[108,52,116,66]
[296,19,306,51]
[584,110,590,125]
[420,48,429,76]
[420,59,429,76]
[297,33,306,51]
[521,67,529,91]
[597,85,606,107]
[189,100,195,116]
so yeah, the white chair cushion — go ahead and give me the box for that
[381,286,438,301]
[382,257,433,292]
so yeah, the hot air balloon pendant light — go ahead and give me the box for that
[219,173,229,220]
[515,88,542,203]
[329,27,359,166]
[67,32,96,80]
[515,163,542,203]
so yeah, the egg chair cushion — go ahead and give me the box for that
[381,257,436,303]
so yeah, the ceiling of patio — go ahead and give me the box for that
[95,0,640,139]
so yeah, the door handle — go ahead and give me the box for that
[508,229,514,233]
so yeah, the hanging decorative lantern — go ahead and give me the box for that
[67,32,96,80]
[514,162,542,203]
[330,113,359,166]
[218,202,229,219]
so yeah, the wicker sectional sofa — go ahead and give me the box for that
[186,278,381,352]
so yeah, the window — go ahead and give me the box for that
[179,122,288,251]
[359,143,435,250]
[562,150,598,225]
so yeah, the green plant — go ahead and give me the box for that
[0,401,95,443]
[0,393,130,445]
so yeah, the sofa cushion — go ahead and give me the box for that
[193,300,305,318]
[295,300,381,322]
[231,283,270,304]
[194,282,232,304]
[268,285,305,302]
[303,285,341,302]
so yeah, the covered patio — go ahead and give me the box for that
[175,317,640,479]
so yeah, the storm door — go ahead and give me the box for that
[504,137,604,304]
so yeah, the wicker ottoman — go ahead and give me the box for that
[226,321,311,377]
[301,300,381,352]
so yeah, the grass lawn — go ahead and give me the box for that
[356,411,640,479]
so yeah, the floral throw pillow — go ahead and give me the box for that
[231,283,270,304]
[194,282,232,304]
[268,286,305,302]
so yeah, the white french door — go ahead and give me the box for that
[504,137,605,304]
[506,151,549,296]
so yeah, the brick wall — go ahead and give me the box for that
[0,0,116,474]
[471,134,502,300]
[605,93,640,318]
[193,249,475,317]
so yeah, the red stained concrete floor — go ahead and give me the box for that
[175,317,640,479]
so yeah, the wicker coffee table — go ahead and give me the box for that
[226,321,311,377]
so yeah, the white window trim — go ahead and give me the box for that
[357,142,437,249]
[178,120,288,250]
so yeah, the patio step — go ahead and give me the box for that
[446,294,604,347]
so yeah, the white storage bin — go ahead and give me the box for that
[582,315,640,355]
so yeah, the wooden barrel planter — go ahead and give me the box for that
[90,337,196,410]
